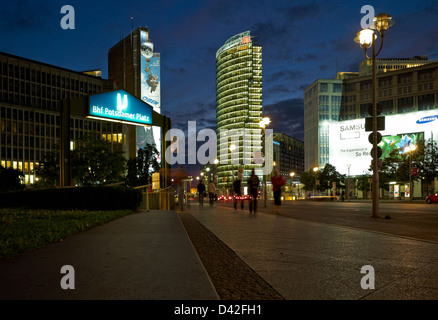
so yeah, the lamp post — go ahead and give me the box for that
[259,117,271,207]
[347,164,351,202]
[290,172,295,199]
[355,13,394,218]
[404,144,416,202]
[313,167,319,199]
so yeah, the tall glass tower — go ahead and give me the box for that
[215,31,263,191]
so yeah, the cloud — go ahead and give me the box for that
[0,0,56,33]
[267,70,304,82]
[263,98,304,140]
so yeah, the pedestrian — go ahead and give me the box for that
[247,168,260,214]
[233,178,244,210]
[208,180,216,206]
[271,169,285,214]
[197,179,206,206]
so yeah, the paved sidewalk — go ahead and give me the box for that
[187,201,438,300]
[0,210,219,300]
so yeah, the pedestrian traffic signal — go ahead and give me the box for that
[371,146,383,159]
[368,132,382,144]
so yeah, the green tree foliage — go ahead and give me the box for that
[299,169,317,192]
[125,144,160,187]
[35,149,59,187]
[356,174,372,198]
[71,132,126,186]
[318,163,345,192]
[416,139,438,195]
[0,166,24,192]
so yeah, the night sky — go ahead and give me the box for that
[1,0,437,146]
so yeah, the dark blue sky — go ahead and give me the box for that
[1,0,437,141]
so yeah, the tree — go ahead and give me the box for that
[416,138,438,196]
[318,163,345,193]
[0,166,24,192]
[71,132,126,186]
[299,170,317,192]
[356,174,372,199]
[125,144,160,187]
[35,149,59,187]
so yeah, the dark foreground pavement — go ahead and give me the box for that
[1,200,438,300]
[0,210,219,300]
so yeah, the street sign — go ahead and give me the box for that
[365,116,386,132]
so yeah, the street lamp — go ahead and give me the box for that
[404,144,416,203]
[313,167,319,199]
[259,117,271,207]
[355,13,394,218]
[290,172,295,199]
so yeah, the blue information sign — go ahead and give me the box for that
[89,90,153,125]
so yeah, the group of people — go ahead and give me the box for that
[196,179,216,206]
[197,169,286,214]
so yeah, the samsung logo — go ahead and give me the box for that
[416,115,438,124]
[340,124,365,132]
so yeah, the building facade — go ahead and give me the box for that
[273,133,304,179]
[0,51,120,185]
[304,60,438,196]
[303,78,343,171]
[215,31,263,189]
[108,27,163,161]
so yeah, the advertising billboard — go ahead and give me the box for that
[89,90,152,126]
[139,30,161,164]
[328,110,438,176]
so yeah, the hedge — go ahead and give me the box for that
[0,186,142,211]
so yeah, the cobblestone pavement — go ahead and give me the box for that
[179,212,284,300]
[183,200,438,300]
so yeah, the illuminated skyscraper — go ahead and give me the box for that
[215,31,263,190]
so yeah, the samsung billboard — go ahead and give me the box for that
[328,110,438,176]
[88,90,153,126]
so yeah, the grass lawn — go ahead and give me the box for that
[0,208,134,259]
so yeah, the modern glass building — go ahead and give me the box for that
[303,78,345,171]
[215,31,263,190]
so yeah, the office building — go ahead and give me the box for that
[0,51,118,185]
[108,27,164,161]
[304,78,343,171]
[304,59,438,197]
[358,55,437,76]
[273,133,304,178]
[215,31,263,189]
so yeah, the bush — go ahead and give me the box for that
[0,186,142,211]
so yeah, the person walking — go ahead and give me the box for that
[208,180,216,206]
[197,179,206,206]
[271,169,285,214]
[247,168,260,214]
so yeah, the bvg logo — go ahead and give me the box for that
[117,93,128,111]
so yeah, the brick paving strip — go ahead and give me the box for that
[178,212,285,300]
